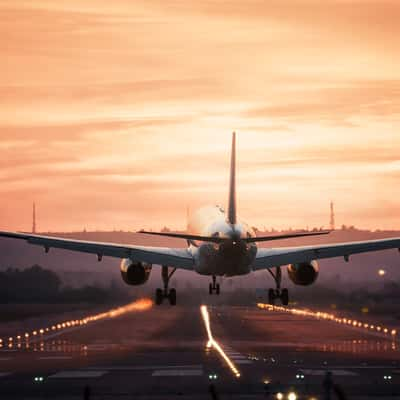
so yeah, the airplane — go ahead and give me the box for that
[1,132,400,306]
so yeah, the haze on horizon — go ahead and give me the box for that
[1,0,399,232]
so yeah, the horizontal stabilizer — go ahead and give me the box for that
[245,230,331,243]
[138,230,223,243]
[138,230,330,243]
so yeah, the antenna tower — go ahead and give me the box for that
[32,202,36,233]
[329,201,335,231]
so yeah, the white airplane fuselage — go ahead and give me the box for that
[187,206,257,277]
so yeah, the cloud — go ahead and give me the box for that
[243,80,400,125]
[1,0,400,230]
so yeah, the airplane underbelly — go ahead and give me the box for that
[194,242,256,277]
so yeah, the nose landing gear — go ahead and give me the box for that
[209,275,220,295]
[267,267,289,306]
[155,266,177,305]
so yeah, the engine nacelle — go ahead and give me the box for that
[120,259,152,285]
[287,260,319,286]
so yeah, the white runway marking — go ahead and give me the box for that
[49,370,108,379]
[85,364,203,371]
[85,345,109,351]
[224,349,251,362]
[0,372,12,378]
[0,357,12,361]
[327,365,397,370]
[300,369,359,376]
[38,356,73,360]
[152,369,203,377]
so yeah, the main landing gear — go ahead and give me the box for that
[209,275,220,295]
[267,266,289,306]
[155,266,177,306]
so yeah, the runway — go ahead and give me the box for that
[0,299,399,399]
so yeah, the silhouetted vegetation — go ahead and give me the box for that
[0,265,126,304]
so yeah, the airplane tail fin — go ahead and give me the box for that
[227,132,237,225]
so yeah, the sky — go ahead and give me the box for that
[1,0,399,232]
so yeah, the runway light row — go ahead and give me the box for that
[257,303,397,338]
[200,305,241,378]
[0,298,153,349]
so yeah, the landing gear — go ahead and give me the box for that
[209,275,220,295]
[155,288,163,305]
[267,267,289,306]
[155,266,177,305]
[281,288,289,306]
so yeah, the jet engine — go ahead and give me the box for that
[287,260,319,286]
[120,259,152,285]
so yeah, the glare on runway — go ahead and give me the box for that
[200,305,241,378]
[257,303,397,340]
[0,298,153,349]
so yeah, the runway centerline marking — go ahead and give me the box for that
[84,364,203,371]
[152,369,203,377]
[38,356,73,360]
[300,369,359,376]
[49,370,108,379]
[200,305,241,378]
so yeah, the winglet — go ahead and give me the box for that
[227,132,237,225]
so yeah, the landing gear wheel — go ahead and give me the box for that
[268,288,275,305]
[266,267,289,306]
[209,276,221,295]
[281,288,289,306]
[155,288,163,305]
[169,288,177,306]
[159,266,177,306]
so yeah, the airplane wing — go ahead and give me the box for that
[0,231,194,269]
[252,237,400,270]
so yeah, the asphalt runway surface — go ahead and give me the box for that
[0,299,399,399]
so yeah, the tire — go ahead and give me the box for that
[216,284,220,295]
[155,288,163,305]
[281,288,289,306]
[209,283,213,295]
[268,288,275,305]
[169,288,177,305]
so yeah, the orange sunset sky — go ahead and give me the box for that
[1,0,399,232]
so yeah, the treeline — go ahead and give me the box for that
[0,265,125,304]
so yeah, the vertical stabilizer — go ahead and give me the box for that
[227,132,237,225]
